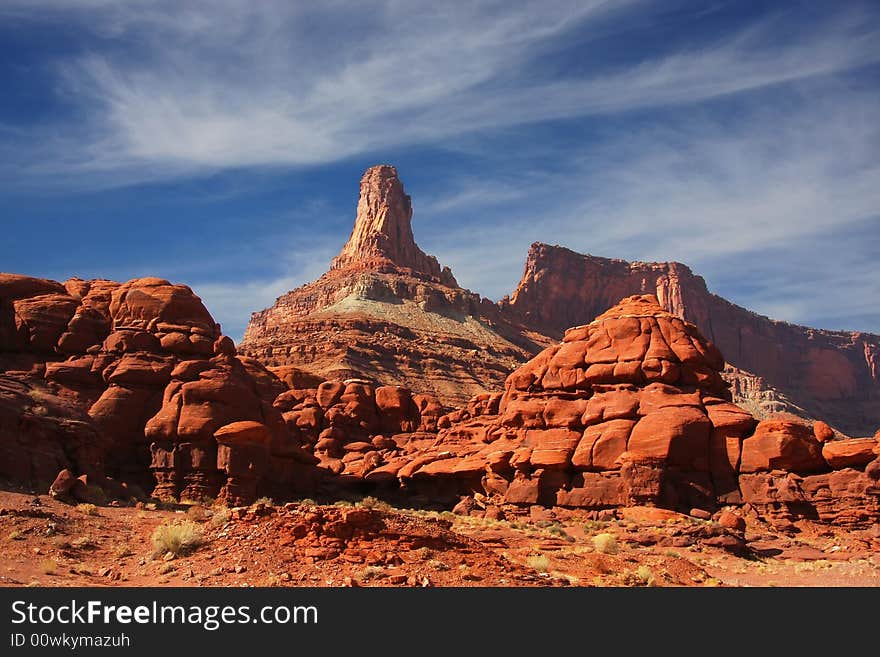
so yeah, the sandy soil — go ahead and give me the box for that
[1,489,878,588]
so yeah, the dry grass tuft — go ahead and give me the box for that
[209,507,230,529]
[527,554,551,573]
[592,533,619,555]
[151,521,205,558]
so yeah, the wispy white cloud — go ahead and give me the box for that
[1,1,878,336]
[3,0,878,184]
[414,86,880,333]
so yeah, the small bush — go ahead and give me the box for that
[592,533,619,555]
[357,496,393,512]
[527,555,551,573]
[8,530,24,541]
[151,521,205,558]
[636,565,654,586]
[40,559,57,575]
[186,505,208,522]
[253,497,274,507]
[414,547,433,561]
[210,507,231,529]
[359,565,384,581]
[583,520,608,532]
[113,545,133,559]
[72,536,97,549]
[76,503,98,516]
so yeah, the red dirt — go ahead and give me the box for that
[1,489,878,588]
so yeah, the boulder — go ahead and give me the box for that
[821,438,878,470]
[740,420,826,474]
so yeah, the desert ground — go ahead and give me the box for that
[2,487,878,588]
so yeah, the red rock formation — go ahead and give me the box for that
[145,349,316,506]
[330,165,456,286]
[739,420,825,474]
[503,243,880,436]
[240,165,544,407]
[4,269,878,525]
[270,378,442,480]
[0,375,107,488]
[0,273,320,504]
[243,169,878,436]
[336,295,740,507]
[341,294,880,527]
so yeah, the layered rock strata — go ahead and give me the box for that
[240,165,544,407]
[503,243,880,436]
[344,295,880,526]
[0,274,317,504]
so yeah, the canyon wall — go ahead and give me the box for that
[503,243,880,436]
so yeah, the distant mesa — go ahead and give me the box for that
[503,242,880,437]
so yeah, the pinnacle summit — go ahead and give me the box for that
[330,165,453,285]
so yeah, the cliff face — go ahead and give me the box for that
[240,166,544,408]
[503,243,704,335]
[330,165,457,286]
[504,243,880,436]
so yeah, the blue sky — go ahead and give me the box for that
[1,1,878,341]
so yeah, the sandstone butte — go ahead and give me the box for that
[240,165,880,438]
[239,164,548,407]
[2,266,879,529]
